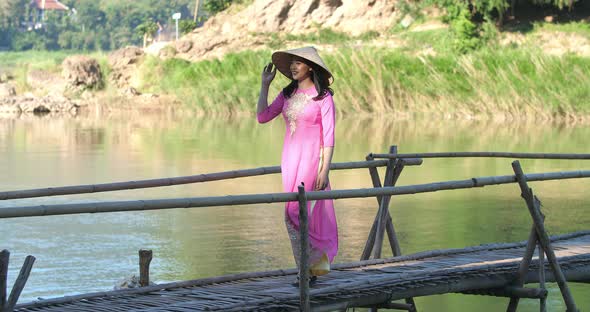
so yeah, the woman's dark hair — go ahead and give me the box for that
[282,60,334,101]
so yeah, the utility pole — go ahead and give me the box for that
[193,0,201,23]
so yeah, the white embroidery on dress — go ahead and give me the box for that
[285,92,312,135]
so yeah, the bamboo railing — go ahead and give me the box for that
[3,148,590,312]
[0,170,589,219]
[0,159,422,201]
[371,152,590,160]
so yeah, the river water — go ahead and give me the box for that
[0,111,588,311]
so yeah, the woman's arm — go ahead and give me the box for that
[316,95,336,190]
[315,147,334,190]
[257,63,276,115]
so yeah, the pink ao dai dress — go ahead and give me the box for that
[257,86,338,275]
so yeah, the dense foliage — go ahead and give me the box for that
[423,0,584,53]
[0,0,214,51]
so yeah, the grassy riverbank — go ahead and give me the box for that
[3,20,590,120]
[138,45,590,120]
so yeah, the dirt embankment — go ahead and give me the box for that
[170,0,400,61]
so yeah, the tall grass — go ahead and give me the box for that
[138,47,590,120]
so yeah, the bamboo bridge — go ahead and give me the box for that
[1,146,590,312]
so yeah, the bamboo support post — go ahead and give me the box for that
[362,155,393,260]
[139,250,153,287]
[366,147,416,312]
[297,184,310,312]
[507,224,540,311]
[512,160,578,312]
[373,146,398,260]
[0,250,8,310]
[4,255,35,312]
[361,155,400,261]
[539,241,547,312]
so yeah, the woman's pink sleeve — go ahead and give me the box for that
[321,94,335,147]
[257,92,285,123]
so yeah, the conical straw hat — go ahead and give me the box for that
[271,46,333,85]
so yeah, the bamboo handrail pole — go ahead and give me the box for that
[0,159,412,201]
[512,161,578,312]
[297,184,310,312]
[371,152,590,159]
[1,170,590,219]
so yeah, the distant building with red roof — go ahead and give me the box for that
[30,0,69,11]
[28,0,69,26]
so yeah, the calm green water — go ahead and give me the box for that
[0,111,589,311]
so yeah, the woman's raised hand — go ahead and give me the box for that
[261,62,276,86]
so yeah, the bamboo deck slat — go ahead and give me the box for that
[14,231,590,312]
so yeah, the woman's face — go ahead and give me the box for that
[290,57,312,81]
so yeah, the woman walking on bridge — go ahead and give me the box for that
[257,46,338,283]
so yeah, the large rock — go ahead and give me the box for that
[0,94,79,115]
[0,83,16,98]
[108,46,144,69]
[177,0,399,61]
[62,56,103,90]
[108,47,145,88]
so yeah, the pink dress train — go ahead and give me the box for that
[257,87,338,274]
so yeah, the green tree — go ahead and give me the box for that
[136,19,158,47]
[179,20,197,34]
[204,0,233,14]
